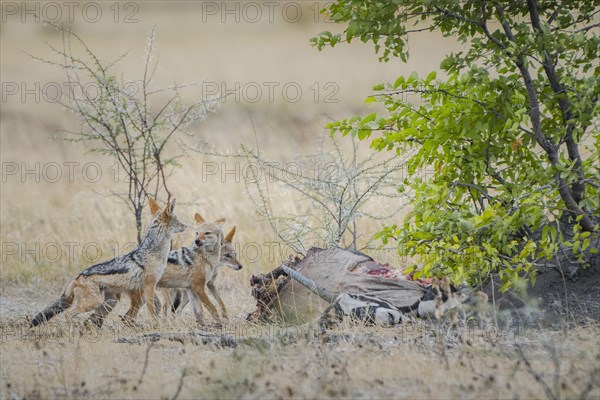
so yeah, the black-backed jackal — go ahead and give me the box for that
[87,213,243,326]
[31,198,186,330]
[159,219,243,324]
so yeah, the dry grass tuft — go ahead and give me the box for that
[2,314,599,399]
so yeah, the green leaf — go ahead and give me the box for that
[357,128,370,140]
[425,71,437,84]
[393,76,405,89]
[407,71,418,84]
[582,238,590,251]
[360,112,377,126]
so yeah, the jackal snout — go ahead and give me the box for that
[194,235,215,246]
[228,263,243,271]
[169,215,187,235]
[222,250,243,270]
[194,229,221,246]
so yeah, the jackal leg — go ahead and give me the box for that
[207,280,228,320]
[161,289,172,317]
[190,277,220,324]
[122,289,143,326]
[86,292,120,328]
[173,290,189,314]
[187,289,204,325]
[143,278,159,319]
[65,280,104,336]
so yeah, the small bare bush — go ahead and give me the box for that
[31,25,221,242]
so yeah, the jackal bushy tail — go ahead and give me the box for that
[31,282,75,326]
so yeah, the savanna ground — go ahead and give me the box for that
[1,3,599,399]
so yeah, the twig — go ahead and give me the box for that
[137,341,154,386]
[516,344,558,400]
[115,331,238,348]
[170,367,187,400]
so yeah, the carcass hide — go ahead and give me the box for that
[249,247,428,324]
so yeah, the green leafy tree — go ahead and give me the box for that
[312,0,599,289]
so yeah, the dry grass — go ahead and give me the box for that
[2,313,599,399]
[1,4,599,399]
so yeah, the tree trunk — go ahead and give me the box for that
[547,151,595,232]
[135,204,143,245]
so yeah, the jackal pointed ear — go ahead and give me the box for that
[149,198,160,216]
[224,226,236,242]
[168,198,177,214]
[194,213,205,224]
[214,217,226,224]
